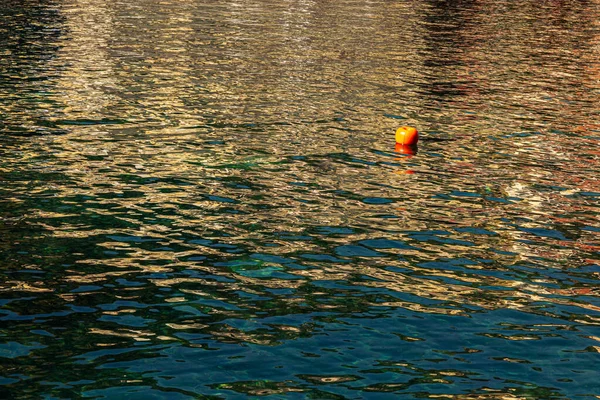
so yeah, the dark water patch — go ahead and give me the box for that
[54,118,130,126]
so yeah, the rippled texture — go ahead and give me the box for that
[2,0,600,398]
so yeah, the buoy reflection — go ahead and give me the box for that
[394,143,417,175]
[394,143,418,156]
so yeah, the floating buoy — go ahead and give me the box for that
[395,126,419,146]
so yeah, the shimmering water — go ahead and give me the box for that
[2,0,600,398]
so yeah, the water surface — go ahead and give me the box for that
[1,0,600,398]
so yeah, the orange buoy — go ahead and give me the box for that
[395,126,419,145]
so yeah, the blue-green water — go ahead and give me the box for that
[2,0,600,398]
